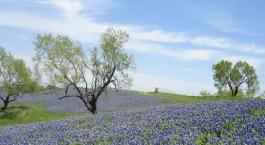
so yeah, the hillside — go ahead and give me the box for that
[1,100,265,145]
[15,90,167,113]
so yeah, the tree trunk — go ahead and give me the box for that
[234,87,239,97]
[89,100,97,114]
[1,100,9,111]
[231,90,234,96]
[228,81,235,97]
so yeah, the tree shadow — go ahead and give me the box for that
[0,105,29,119]
[9,105,29,110]
[0,111,19,119]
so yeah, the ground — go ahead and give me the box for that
[0,90,262,145]
[0,91,243,126]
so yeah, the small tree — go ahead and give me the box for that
[34,28,135,114]
[0,47,39,110]
[155,88,159,93]
[200,90,212,96]
[212,60,259,97]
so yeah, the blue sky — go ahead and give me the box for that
[0,0,265,95]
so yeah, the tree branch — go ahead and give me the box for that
[94,66,116,101]
[58,95,79,100]
[0,96,4,102]
[8,96,16,102]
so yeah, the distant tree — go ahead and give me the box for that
[212,60,259,97]
[0,47,40,110]
[199,90,212,96]
[155,88,159,93]
[34,28,135,114]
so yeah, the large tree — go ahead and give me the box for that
[0,47,40,110]
[212,60,259,97]
[34,28,135,114]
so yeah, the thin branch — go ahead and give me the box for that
[79,96,93,111]
[58,95,79,100]
[0,66,9,84]
[8,96,16,102]
[94,66,116,101]
[78,66,88,94]
[65,84,71,95]
[0,96,4,102]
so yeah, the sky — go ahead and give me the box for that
[0,0,265,95]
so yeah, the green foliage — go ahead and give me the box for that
[69,141,84,145]
[222,117,242,132]
[195,133,213,145]
[98,137,112,145]
[213,60,259,97]
[249,108,265,117]
[34,28,135,114]
[162,121,169,130]
[0,47,40,110]
[34,33,85,87]
[0,103,85,126]
[34,28,135,90]
[91,28,135,89]
[217,89,244,98]
[262,138,265,145]
[169,133,180,143]
[200,90,212,96]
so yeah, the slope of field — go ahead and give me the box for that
[16,90,167,113]
[1,90,170,126]
[1,100,265,145]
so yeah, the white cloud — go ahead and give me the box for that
[204,12,246,33]
[35,0,120,18]
[126,40,216,61]
[130,30,189,43]
[1,5,264,66]
[190,36,265,54]
[0,6,265,56]
[47,0,83,17]
[1,1,265,94]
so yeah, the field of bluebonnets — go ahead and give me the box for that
[1,98,265,145]
[16,90,166,113]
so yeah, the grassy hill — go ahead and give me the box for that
[0,90,246,126]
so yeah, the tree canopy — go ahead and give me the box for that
[212,60,259,97]
[34,28,135,114]
[0,47,40,110]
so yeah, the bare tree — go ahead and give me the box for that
[34,28,135,114]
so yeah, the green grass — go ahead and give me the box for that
[249,108,265,117]
[0,103,86,126]
[146,92,244,104]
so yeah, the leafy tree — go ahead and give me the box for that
[212,60,259,97]
[0,47,40,110]
[199,90,212,96]
[34,28,135,114]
